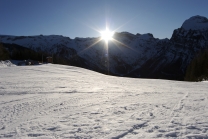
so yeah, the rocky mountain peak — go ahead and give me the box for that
[139,33,154,40]
[181,15,208,31]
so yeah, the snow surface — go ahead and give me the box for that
[182,15,208,31]
[0,60,16,67]
[0,64,208,138]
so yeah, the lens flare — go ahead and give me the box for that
[100,28,114,42]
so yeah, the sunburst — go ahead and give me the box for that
[100,28,114,43]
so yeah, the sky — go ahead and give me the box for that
[1,0,208,39]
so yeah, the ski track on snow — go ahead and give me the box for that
[0,64,208,138]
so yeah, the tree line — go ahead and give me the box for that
[0,43,70,65]
[2,42,208,81]
[0,43,10,60]
[185,49,208,81]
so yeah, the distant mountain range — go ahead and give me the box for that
[1,15,208,80]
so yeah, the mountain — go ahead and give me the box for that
[1,15,208,80]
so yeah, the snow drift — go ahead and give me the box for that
[0,60,16,67]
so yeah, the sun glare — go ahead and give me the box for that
[100,28,114,42]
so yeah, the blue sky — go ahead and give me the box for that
[1,0,208,39]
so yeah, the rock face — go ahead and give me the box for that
[1,15,208,80]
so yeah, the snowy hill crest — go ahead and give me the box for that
[182,15,208,31]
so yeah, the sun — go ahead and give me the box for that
[100,28,114,42]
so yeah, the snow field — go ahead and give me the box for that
[0,64,208,138]
[0,61,16,68]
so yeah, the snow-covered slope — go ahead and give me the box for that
[0,33,164,77]
[0,64,208,138]
[182,15,208,31]
[1,15,208,80]
[0,60,16,67]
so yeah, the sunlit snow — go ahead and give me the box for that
[0,63,208,138]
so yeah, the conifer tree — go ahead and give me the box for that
[0,43,10,60]
[185,49,208,81]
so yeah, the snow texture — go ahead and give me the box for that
[182,15,208,31]
[0,60,16,67]
[0,63,208,138]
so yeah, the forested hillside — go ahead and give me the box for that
[0,43,10,60]
[0,43,69,65]
[185,49,208,81]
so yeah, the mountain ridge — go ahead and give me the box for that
[1,15,208,80]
